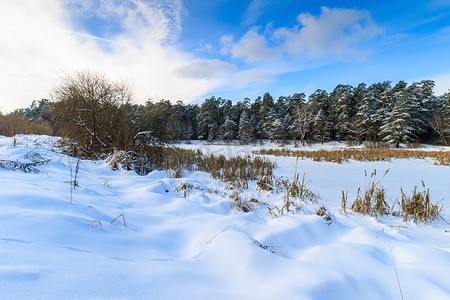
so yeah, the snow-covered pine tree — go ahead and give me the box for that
[275,96,290,140]
[310,108,332,144]
[222,116,237,141]
[380,90,416,147]
[272,118,284,142]
[238,110,252,144]
[309,89,332,143]
[250,98,262,142]
[405,82,429,138]
[259,93,275,140]
[333,85,357,142]
[354,86,376,144]
[263,107,276,141]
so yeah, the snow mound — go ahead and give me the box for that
[1,135,450,299]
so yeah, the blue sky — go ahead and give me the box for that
[1,0,450,112]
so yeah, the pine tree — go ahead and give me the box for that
[309,90,332,143]
[331,85,355,142]
[238,110,252,144]
[222,116,237,141]
[258,93,275,140]
[310,108,332,144]
[354,86,375,143]
[272,118,284,142]
[380,91,416,147]
[263,107,276,141]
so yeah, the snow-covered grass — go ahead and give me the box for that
[1,135,450,299]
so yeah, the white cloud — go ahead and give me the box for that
[175,59,237,79]
[230,28,278,63]
[235,68,274,83]
[220,35,234,55]
[226,6,382,64]
[0,0,228,112]
[277,7,382,58]
[195,41,212,52]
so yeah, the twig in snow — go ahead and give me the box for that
[110,214,127,227]
[376,236,404,300]
[89,219,102,229]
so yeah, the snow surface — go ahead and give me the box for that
[1,135,450,299]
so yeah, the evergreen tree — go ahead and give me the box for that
[380,91,416,147]
[222,116,237,141]
[310,109,332,144]
[238,110,254,144]
[250,97,262,141]
[354,89,375,143]
[259,93,275,140]
[196,97,222,141]
[272,118,284,142]
[309,90,332,143]
[331,85,356,142]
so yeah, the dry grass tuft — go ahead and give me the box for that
[347,171,444,224]
[268,161,319,218]
[350,169,390,218]
[397,181,443,223]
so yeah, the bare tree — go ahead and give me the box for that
[428,111,449,145]
[292,103,312,146]
[52,70,134,152]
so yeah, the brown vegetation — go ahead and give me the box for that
[397,181,443,223]
[0,114,53,136]
[341,170,444,224]
[52,70,135,152]
[255,148,450,165]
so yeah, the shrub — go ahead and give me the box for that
[0,114,53,136]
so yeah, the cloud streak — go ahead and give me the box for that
[241,0,270,27]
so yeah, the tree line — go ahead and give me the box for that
[4,71,450,152]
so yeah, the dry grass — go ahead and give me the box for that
[349,169,390,218]
[230,191,253,213]
[0,159,44,174]
[268,161,319,218]
[104,146,276,184]
[340,190,348,213]
[254,148,450,165]
[346,171,444,224]
[89,219,102,229]
[316,205,333,225]
[397,181,443,223]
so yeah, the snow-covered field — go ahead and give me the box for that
[1,135,450,299]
